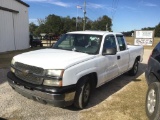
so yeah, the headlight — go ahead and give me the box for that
[46,69,64,77]
[11,58,15,73]
[11,58,15,66]
[43,79,62,86]
[11,67,15,73]
[44,69,64,86]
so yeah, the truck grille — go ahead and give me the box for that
[14,62,44,85]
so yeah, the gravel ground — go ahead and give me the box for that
[0,69,80,120]
[0,49,151,120]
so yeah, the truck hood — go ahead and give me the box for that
[13,49,95,69]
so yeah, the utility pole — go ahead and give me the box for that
[106,23,108,31]
[76,7,78,30]
[83,1,86,31]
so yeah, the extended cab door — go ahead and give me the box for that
[116,35,130,74]
[102,35,119,82]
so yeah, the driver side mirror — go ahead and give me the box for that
[102,48,117,55]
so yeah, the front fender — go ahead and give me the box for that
[76,67,97,82]
[62,60,98,86]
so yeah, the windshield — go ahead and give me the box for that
[53,34,102,54]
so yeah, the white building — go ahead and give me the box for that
[0,0,29,52]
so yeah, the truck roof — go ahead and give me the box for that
[68,31,122,36]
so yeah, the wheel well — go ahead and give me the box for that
[148,72,160,85]
[77,72,98,90]
[136,56,141,62]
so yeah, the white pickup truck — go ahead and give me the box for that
[7,31,143,109]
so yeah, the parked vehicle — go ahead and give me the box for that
[145,42,160,120]
[7,31,143,109]
[30,36,43,47]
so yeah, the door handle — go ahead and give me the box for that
[117,56,120,60]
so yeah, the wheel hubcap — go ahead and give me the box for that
[83,83,90,103]
[147,89,156,114]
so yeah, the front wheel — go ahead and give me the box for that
[146,82,160,120]
[74,77,91,109]
[128,60,139,76]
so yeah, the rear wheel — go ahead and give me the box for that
[74,77,91,109]
[128,60,139,76]
[146,82,160,120]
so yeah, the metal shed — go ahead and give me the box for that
[0,0,29,52]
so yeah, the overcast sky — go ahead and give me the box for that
[23,0,160,32]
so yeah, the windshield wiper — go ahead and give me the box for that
[72,47,77,51]
[54,47,72,51]
[72,48,83,53]
[72,48,90,54]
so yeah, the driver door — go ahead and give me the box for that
[102,35,119,82]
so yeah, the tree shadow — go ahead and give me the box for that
[0,118,8,120]
[67,63,147,110]
[0,69,9,85]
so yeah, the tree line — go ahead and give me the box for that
[122,24,160,37]
[30,14,160,37]
[29,14,112,37]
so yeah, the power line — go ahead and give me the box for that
[86,1,119,21]
[111,0,119,20]
[77,0,120,29]
[86,3,101,21]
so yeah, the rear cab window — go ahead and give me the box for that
[116,35,127,51]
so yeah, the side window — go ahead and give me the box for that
[103,35,117,51]
[116,35,126,51]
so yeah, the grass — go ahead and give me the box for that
[125,37,160,49]
[80,74,148,120]
[0,47,42,69]
[79,56,149,120]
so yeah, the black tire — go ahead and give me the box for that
[146,82,160,120]
[40,43,43,47]
[128,60,139,76]
[32,43,37,47]
[74,77,91,109]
